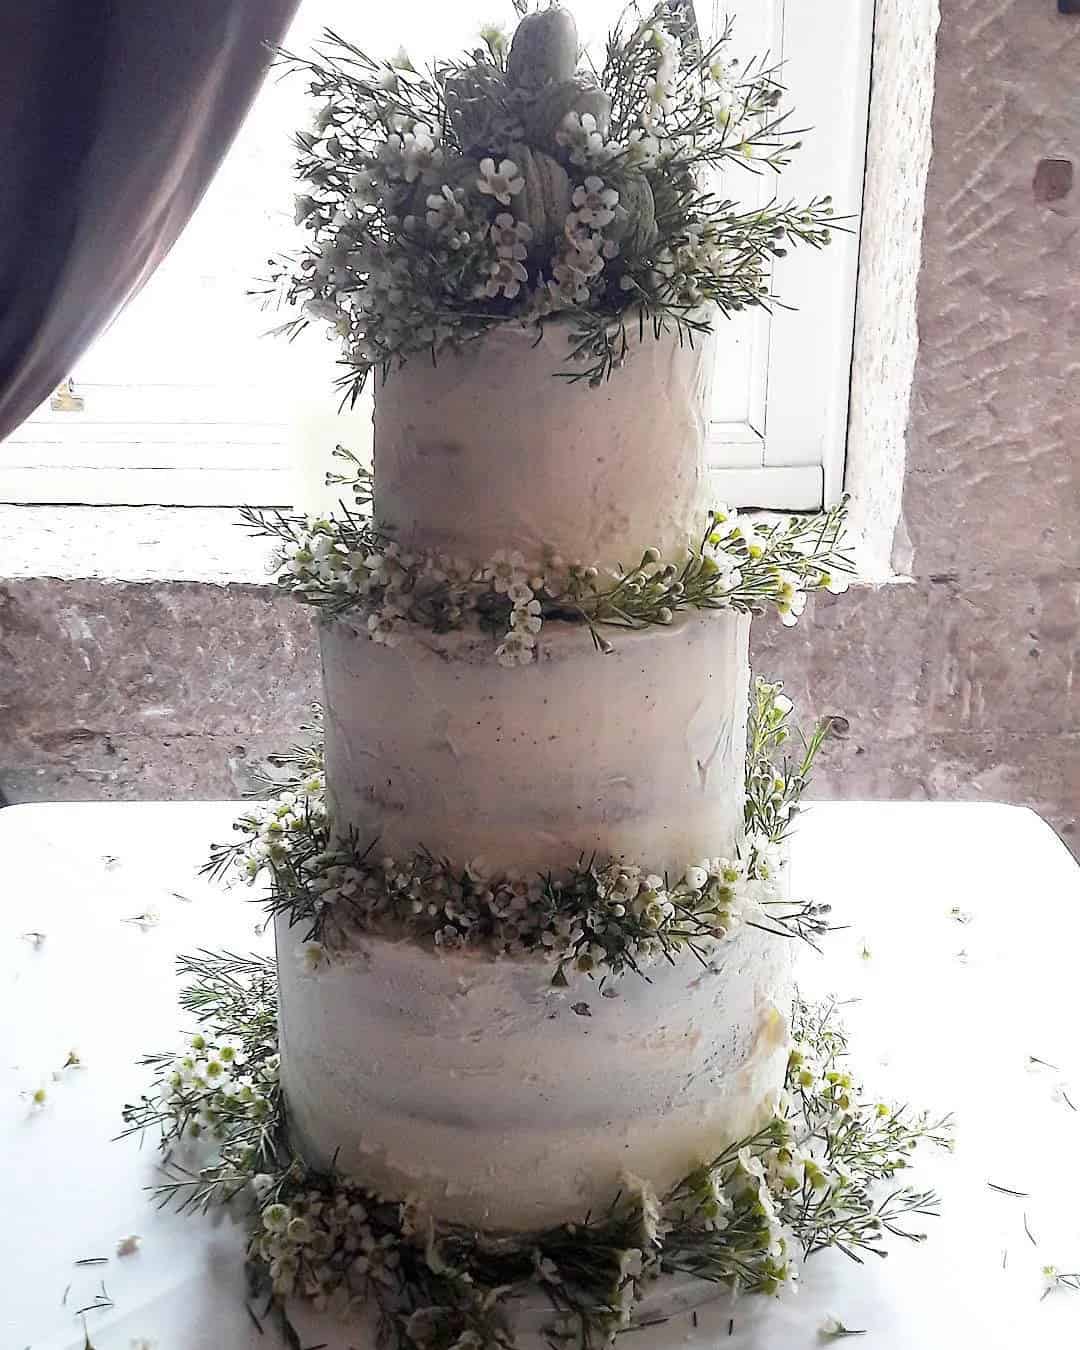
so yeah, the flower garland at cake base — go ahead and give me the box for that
[119,952,951,1350]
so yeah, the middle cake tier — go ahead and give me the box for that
[321,609,750,878]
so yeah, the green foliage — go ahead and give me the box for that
[262,2,842,398]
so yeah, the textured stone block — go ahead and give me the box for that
[902,0,1080,576]
[0,580,319,801]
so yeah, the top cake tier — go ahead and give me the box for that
[373,320,714,569]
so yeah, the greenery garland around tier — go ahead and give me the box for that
[242,449,853,666]
[120,956,951,1349]
[265,2,842,393]
[205,679,835,986]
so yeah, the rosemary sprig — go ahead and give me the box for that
[117,950,284,1212]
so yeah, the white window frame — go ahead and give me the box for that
[705,0,874,511]
[0,380,297,507]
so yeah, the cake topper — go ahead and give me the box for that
[268,2,839,392]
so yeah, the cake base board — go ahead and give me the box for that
[279,1271,737,1349]
[510,1269,733,1333]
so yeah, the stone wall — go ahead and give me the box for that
[759,0,1080,852]
[2,0,1077,852]
[0,579,318,803]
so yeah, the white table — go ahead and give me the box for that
[3,800,1079,1350]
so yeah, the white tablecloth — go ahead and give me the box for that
[3,800,1079,1349]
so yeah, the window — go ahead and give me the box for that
[705,0,873,510]
[0,3,350,510]
[1,1,872,513]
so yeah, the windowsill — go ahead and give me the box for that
[0,505,277,585]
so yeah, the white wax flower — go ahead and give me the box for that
[477,157,524,206]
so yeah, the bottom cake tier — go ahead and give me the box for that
[276,917,794,1231]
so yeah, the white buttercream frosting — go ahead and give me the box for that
[279,312,798,1236]
[321,609,749,878]
[277,915,794,1231]
[372,319,715,569]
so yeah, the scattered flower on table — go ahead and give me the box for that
[819,1314,867,1338]
[124,907,160,930]
[1041,1264,1080,1298]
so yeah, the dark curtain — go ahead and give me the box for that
[0,0,301,444]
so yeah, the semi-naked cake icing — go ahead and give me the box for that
[373,321,715,570]
[277,919,793,1230]
[277,317,797,1232]
[320,609,749,878]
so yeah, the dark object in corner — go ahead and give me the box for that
[1033,159,1074,202]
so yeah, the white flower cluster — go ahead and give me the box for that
[234,771,327,878]
[665,1141,803,1296]
[298,108,637,351]
[294,114,477,366]
[478,212,533,299]
[254,1184,401,1304]
[271,498,849,663]
[481,548,542,666]
[545,176,622,311]
[278,7,839,399]
[251,806,780,983]
[159,1031,278,1144]
[703,504,849,626]
[648,221,746,308]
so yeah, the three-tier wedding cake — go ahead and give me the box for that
[124,8,947,1341]
[270,0,845,1243]
[276,322,792,1231]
